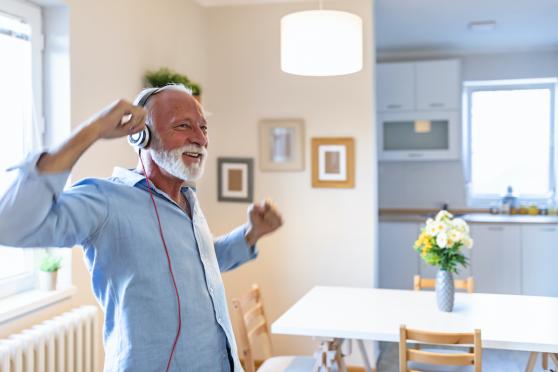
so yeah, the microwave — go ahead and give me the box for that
[377,111,460,161]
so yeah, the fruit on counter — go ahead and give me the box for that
[527,204,539,215]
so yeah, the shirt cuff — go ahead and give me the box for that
[7,151,71,197]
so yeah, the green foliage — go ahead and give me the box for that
[39,252,62,272]
[414,244,468,274]
[144,68,202,96]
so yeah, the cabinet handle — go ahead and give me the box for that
[407,153,424,158]
[487,226,504,231]
[539,227,557,232]
[429,102,445,108]
[386,104,402,109]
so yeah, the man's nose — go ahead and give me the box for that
[189,125,208,147]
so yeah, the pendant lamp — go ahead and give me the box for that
[280,1,363,76]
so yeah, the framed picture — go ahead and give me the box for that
[259,119,305,171]
[217,158,254,203]
[311,137,355,188]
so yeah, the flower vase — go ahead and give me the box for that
[436,270,454,312]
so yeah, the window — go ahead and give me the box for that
[464,78,557,207]
[0,0,43,299]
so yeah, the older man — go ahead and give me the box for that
[0,85,282,372]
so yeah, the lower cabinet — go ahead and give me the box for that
[380,220,558,296]
[521,225,558,296]
[469,224,522,294]
[379,222,420,290]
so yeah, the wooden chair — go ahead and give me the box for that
[232,284,321,372]
[414,275,475,294]
[399,325,482,372]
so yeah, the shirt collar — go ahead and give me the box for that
[111,167,197,192]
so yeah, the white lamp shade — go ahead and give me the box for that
[281,10,363,76]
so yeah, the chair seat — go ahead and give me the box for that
[257,355,318,371]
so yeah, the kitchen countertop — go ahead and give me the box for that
[379,211,558,224]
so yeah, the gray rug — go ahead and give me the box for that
[376,342,552,372]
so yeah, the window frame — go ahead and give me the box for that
[0,0,44,299]
[463,78,558,208]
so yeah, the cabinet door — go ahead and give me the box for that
[521,225,558,297]
[470,224,521,294]
[415,60,460,110]
[379,222,420,289]
[377,63,415,112]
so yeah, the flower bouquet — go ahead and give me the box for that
[414,210,473,311]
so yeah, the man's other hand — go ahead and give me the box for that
[245,199,283,246]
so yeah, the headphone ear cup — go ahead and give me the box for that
[127,126,151,149]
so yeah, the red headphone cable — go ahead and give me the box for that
[139,152,182,372]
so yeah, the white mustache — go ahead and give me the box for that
[178,144,207,157]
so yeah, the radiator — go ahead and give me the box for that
[0,305,100,372]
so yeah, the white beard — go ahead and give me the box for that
[151,144,207,182]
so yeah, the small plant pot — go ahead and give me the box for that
[39,271,58,291]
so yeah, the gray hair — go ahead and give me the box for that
[133,84,193,107]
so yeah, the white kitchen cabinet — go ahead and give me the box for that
[376,62,415,112]
[415,60,461,110]
[376,59,461,113]
[521,225,558,297]
[379,222,420,290]
[470,224,522,294]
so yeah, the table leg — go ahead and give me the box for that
[526,352,538,372]
[542,353,548,370]
[312,338,347,372]
[356,340,374,372]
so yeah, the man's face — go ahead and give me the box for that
[148,90,208,182]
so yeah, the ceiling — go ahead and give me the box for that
[375,0,558,55]
[195,0,558,55]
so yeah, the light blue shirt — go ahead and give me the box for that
[0,153,257,372]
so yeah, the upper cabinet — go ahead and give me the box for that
[377,59,461,112]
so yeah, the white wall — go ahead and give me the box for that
[199,0,377,365]
[378,50,558,209]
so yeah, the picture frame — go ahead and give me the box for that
[217,158,254,203]
[259,119,305,171]
[311,137,355,188]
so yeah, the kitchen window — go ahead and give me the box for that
[463,78,557,207]
[0,0,43,299]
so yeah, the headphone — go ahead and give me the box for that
[127,87,160,149]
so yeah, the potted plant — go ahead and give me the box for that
[413,210,473,312]
[144,67,203,102]
[38,251,62,291]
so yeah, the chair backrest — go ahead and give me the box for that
[232,284,273,372]
[414,275,475,293]
[399,325,482,372]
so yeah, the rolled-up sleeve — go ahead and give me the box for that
[0,153,108,248]
[214,224,258,272]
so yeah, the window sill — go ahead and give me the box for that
[0,286,76,324]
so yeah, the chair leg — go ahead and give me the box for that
[526,352,538,372]
[543,353,549,370]
[551,353,558,366]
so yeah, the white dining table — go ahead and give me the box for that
[271,286,558,371]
